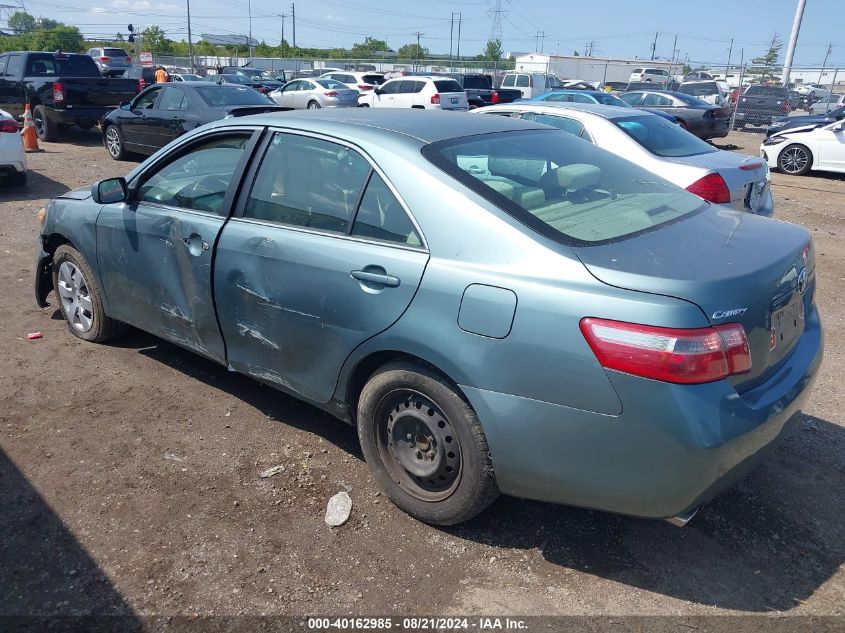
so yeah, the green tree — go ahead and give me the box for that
[141,25,172,53]
[39,18,63,30]
[397,42,428,59]
[350,36,389,58]
[29,25,84,52]
[483,38,502,61]
[748,33,782,84]
[8,11,36,34]
[115,32,125,42]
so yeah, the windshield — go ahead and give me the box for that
[195,85,271,106]
[614,115,718,158]
[222,75,251,84]
[423,129,705,244]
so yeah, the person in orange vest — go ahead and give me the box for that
[155,66,170,83]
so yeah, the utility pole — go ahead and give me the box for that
[818,43,832,83]
[456,12,461,61]
[671,34,677,63]
[781,0,807,86]
[413,31,424,72]
[280,12,287,48]
[291,3,296,50]
[247,0,252,59]
[450,12,455,61]
[535,31,545,54]
[186,0,194,72]
[726,37,733,72]
[650,31,658,60]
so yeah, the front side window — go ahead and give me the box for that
[380,81,400,94]
[516,75,530,88]
[133,86,162,109]
[351,174,421,246]
[137,135,249,215]
[244,133,370,233]
[423,129,704,244]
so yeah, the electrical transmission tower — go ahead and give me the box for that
[486,0,509,43]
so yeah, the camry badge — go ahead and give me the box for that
[712,308,748,319]
[797,267,808,295]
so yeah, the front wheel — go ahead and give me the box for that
[357,361,499,525]
[104,124,128,160]
[52,245,126,343]
[778,144,813,176]
[359,103,370,107]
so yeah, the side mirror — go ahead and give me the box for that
[92,177,128,204]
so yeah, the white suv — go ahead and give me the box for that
[628,67,671,84]
[359,76,468,110]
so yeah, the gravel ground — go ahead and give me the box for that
[0,128,843,623]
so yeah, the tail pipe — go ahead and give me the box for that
[665,507,698,527]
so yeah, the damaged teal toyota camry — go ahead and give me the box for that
[34,109,822,525]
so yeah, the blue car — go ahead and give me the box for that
[34,110,822,525]
[523,89,680,123]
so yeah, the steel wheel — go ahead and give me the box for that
[375,390,462,502]
[105,126,122,158]
[779,145,812,175]
[57,261,94,333]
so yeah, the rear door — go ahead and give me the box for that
[154,84,194,145]
[96,129,260,362]
[214,131,429,403]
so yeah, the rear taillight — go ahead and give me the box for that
[99,56,110,62]
[358,84,373,90]
[431,93,440,104]
[0,118,17,133]
[580,318,751,385]
[782,100,790,113]
[138,79,146,91]
[52,82,65,104]
[686,172,730,204]
[739,161,764,171]
[126,56,132,63]
[324,91,338,97]
[491,90,499,104]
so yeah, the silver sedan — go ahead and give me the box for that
[269,78,359,110]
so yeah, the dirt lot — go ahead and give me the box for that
[1,128,844,624]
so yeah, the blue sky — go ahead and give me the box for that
[20,0,843,67]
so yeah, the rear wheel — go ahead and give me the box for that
[357,361,499,525]
[778,144,813,176]
[33,105,59,142]
[52,245,126,343]
[307,100,321,109]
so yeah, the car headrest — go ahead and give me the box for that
[556,163,601,190]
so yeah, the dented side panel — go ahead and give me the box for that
[95,203,227,363]
[214,220,429,404]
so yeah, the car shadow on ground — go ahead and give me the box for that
[0,448,141,629]
[51,126,107,149]
[0,169,70,202]
[113,330,843,614]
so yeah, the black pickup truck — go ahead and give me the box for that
[733,85,792,129]
[447,74,522,108]
[0,51,138,141]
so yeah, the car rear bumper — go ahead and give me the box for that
[461,308,823,520]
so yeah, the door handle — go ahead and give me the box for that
[350,269,400,288]
[182,233,209,255]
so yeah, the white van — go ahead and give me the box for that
[501,73,562,99]
[628,67,671,84]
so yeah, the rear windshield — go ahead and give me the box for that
[614,115,718,158]
[195,85,270,106]
[423,129,705,244]
[104,48,129,57]
[434,79,463,93]
[592,92,629,106]
[745,85,789,97]
[362,74,385,85]
[462,75,491,89]
[678,82,718,96]
[27,53,100,77]
[316,79,347,89]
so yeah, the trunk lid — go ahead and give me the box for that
[573,208,814,391]
[61,77,139,107]
[664,150,770,213]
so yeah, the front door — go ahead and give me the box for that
[96,130,259,362]
[817,123,845,170]
[215,131,429,403]
[121,85,164,151]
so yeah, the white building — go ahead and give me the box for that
[511,53,681,84]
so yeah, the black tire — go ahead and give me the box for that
[357,361,499,525]
[103,124,128,160]
[306,100,321,109]
[359,103,370,107]
[777,143,813,176]
[6,170,26,187]
[33,104,59,142]
[52,245,127,343]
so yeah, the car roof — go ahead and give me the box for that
[483,101,650,120]
[212,108,551,143]
[541,89,604,97]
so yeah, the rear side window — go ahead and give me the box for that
[27,54,100,77]
[434,79,463,93]
[521,113,586,138]
[423,129,704,245]
[619,93,643,106]
[516,75,530,88]
[5,54,23,77]
[544,93,574,102]
[244,133,370,234]
[642,93,673,106]
[351,173,421,247]
[502,75,516,87]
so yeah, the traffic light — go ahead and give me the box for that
[127,24,135,43]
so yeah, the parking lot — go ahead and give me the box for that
[1,127,844,620]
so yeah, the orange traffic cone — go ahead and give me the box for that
[21,103,42,153]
